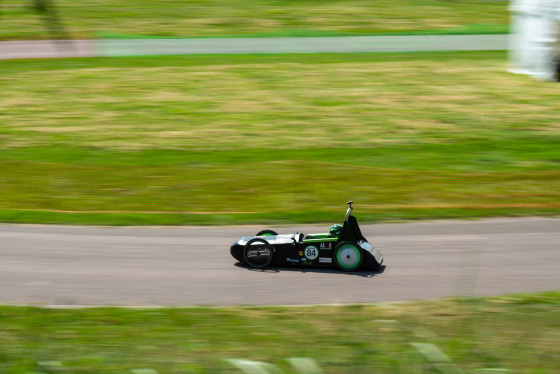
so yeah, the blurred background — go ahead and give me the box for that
[1,1,559,373]
[0,0,559,226]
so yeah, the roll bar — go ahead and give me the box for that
[344,201,353,222]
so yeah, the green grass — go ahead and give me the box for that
[100,23,510,39]
[1,51,560,225]
[0,0,508,40]
[1,292,559,373]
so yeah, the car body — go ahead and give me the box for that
[230,202,383,271]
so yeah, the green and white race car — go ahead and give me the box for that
[230,202,383,271]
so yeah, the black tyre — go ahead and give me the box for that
[256,229,278,236]
[244,238,274,269]
[334,241,363,271]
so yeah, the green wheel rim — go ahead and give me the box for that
[336,243,362,270]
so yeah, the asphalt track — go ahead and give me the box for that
[1,217,558,307]
[0,34,507,60]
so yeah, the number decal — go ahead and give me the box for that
[304,246,319,260]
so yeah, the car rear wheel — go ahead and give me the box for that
[334,242,363,271]
[244,238,274,269]
[256,229,278,236]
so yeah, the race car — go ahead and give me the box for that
[230,201,383,271]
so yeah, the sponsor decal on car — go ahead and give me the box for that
[319,257,332,264]
[304,246,319,260]
[299,251,303,256]
[286,258,300,263]
[320,242,332,250]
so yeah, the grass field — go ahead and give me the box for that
[1,51,560,225]
[0,0,508,40]
[1,292,559,373]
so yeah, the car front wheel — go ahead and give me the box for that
[244,238,274,269]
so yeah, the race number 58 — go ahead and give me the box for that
[304,246,319,260]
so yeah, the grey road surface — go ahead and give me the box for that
[0,34,507,60]
[1,217,558,307]
[0,39,95,59]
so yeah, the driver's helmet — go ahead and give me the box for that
[328,224,343,237]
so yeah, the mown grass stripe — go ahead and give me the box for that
[0,293,558,373]
[0,0,508,40]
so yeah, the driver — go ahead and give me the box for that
[328,224,343,237]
